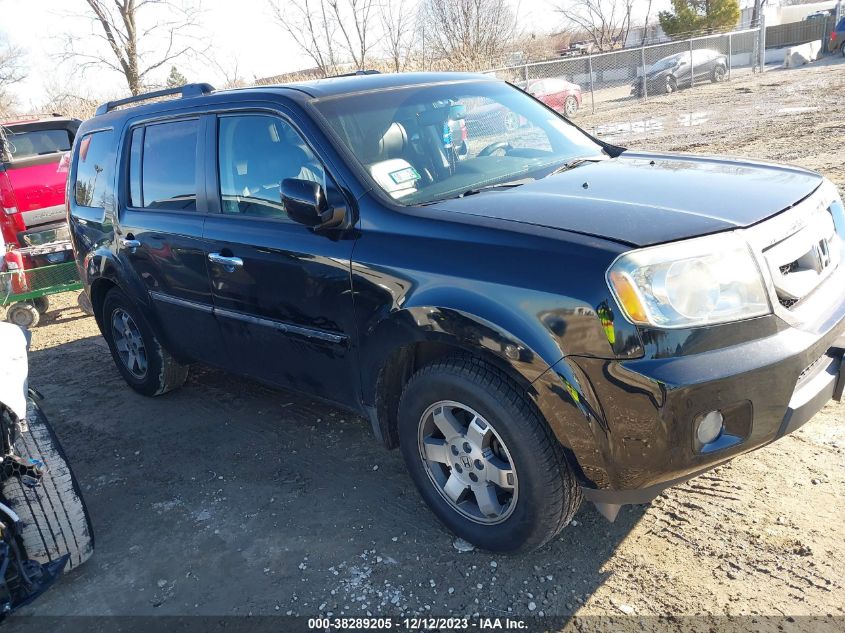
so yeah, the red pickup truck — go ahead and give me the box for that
[0,116,80,252]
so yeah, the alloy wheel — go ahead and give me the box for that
[417,400,518,524]
[111,308,148,379]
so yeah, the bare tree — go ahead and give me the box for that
[327,0,379,70]
[641,0,654,45]
[210,56,248,89]
[0,36,26,111]
[380,0,415,72]
[268,0,340,77]
[268,0,379,75]
[61,0,205,96]
[419,0,519,70]
[41,87,101,121]
[555,0,635,52]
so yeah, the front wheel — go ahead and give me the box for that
[665,75,678,94]
[563,95,579,118]
[712,65,726,82]
[101,288,187,396]
[398,357,581,552]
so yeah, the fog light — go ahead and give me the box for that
[696,410,724,445]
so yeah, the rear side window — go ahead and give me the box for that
[131,119,198,211]
[75,131,115,208]
[6,128,72,160]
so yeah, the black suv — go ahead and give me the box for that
[68,75,845,552]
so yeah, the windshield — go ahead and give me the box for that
[312,80,605,205]
[650,54,685,72]
[2,127,73,160]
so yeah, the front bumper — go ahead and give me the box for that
[545,295,845,506]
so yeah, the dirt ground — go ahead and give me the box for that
[6,57,845,631]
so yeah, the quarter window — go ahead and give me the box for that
[75,131,115,208]
[137,119,198,211]
[217,115,325,220]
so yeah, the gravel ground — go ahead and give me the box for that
[5,57,845,631]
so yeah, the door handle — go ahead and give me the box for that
[121,237,141,251]
[208,252,243,272]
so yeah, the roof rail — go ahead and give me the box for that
[330,70,381,78]
[94,83,215,117]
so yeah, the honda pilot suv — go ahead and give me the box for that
[67,75,844,552]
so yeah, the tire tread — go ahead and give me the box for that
[1,400,94,570]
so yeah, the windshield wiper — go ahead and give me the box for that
[458,180,530,198]
[546,155,607,178]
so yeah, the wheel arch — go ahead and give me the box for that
[361,294,569,451]
[84,253,184,362]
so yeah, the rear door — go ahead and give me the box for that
[115,115,224,366]
[202,110,360,407]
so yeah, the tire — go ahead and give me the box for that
[711,65,726,83]
[32,296,50,315]
[665,76,677,94]
[101,287,188,396]
[397,357,581,553]
[563,95,578,118]
[5,303,40,329]
[1,398,94,570]
[841,44,845,58]
[77,292,94,316]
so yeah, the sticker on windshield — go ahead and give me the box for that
[389,166,420,185]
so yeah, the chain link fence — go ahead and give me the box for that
[486,27,767,118]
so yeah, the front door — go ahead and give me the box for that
[202,112,360,407]
[117,117,224,366]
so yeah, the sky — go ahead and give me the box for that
[0,0,673,110]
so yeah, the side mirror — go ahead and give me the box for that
[281,178,345,230]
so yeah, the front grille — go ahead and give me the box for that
[763,202,840,310]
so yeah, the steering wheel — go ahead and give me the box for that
[478,141,513,157]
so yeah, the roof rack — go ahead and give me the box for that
[95,83,215,117]
[330,70,381,78]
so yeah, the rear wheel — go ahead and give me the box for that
[5,303,40,329]
[398,357,581,552]
[1,398,94,570]
[101,288,188,396]
[665,75,677,94]
[32,296,50,315]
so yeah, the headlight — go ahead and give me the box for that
[607,233,771,328]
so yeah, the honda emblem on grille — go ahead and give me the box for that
[813,238,831,272]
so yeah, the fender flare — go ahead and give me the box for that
[360,289,604,466]
[82,250,184,361]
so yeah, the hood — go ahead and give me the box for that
[645,68,672,80]
[433,152,824,246]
